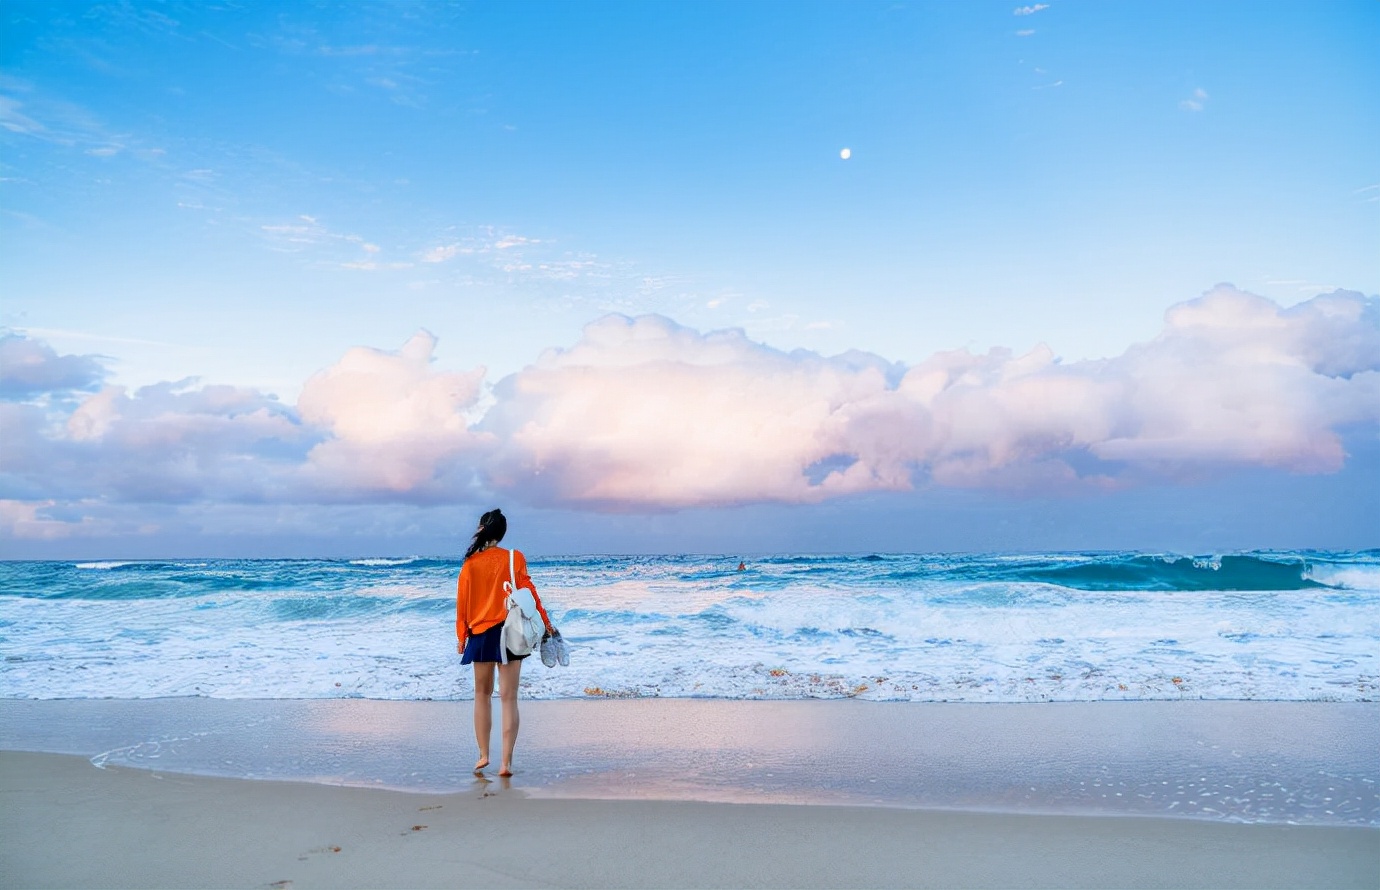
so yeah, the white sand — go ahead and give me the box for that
[2,750,1377,889]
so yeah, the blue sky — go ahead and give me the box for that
[1,1,1377,557]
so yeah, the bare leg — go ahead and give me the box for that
[472,662,495,771]
[497,659,523,776]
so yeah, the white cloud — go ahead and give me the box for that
[340,260,413,271]
[1016,29,1035,37]
[0,96,47,136]
[1180,87,1210,112]
[480,315,904,508]
[1014,4,1049,15]
[478,287,1380,508]
[420,230,543,263]
[259,215,402,269]
[1,379,306,505]
[3,287,1376,517]
[421,242,471,263]
[297,331,490,495]
[0,334,107,398]
[0,499,93,541]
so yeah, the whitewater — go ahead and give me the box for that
[1,551,1376,702]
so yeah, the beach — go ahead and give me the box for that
[3,553,1377,886]
[4,749,1377,890]
[2,698,1377,888]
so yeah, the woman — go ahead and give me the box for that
[455,508,554,777]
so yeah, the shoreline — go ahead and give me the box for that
[2,698,1376,827]
[3,750,1378,889]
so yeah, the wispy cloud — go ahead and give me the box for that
[0,96,47,136]
[1180,87,1210,112]
[1264,278,1340,296]
[258,214,407,270]
[340,260,413,272]
[421,242,473,263]
[419,229,539,263]
[1016,29,1035,37]
[1013,4,1049,15]
[416,228,619,288]
[1356,183,1380,203]
[0,81,150,156]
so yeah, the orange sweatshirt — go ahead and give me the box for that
[456,547,553,651]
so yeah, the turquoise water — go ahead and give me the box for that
[1,550,1377,701]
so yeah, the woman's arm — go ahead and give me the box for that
[455,564,471,652]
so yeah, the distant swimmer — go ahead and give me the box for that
[737,561,746,571]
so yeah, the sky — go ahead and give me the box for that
[1,0,1377,558]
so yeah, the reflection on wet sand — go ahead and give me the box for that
[1,698,1376,826]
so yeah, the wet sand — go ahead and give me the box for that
[2,698,1377,888]
[3,698,1377,823]
[3,750,1377,889]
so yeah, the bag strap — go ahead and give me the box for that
[508,546,517,601]
[499,546,518,667]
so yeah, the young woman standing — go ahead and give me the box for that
[455,509,554,776]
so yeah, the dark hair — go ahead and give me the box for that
[464,509,507,560]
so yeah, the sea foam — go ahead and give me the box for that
[1,551,1376,702]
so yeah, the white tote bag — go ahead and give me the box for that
[500,547,543,662]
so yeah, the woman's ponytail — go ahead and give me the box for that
[463,509,508,560]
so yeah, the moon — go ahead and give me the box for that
[840,147,852,160]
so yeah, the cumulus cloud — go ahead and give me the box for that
[1013,4,1049,15]
[0,334,106,399]
[0,330,490,513]
[480,286,1380,508]
[480,315,909,508]
[1,287,1377,527]
[297,330,489,496]
[2,378,306,505]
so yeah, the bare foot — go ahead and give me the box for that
[474,756,489,773]
[498,763,513,777]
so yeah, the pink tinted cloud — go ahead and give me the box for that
[0,329,490,517]
[1,285,1376,528]
[481,315,906,508]
[483,286,1379,508]
[296,330,490,496]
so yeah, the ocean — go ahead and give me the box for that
[2,550,1377,703]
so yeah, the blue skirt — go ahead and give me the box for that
[461,621,529,664]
